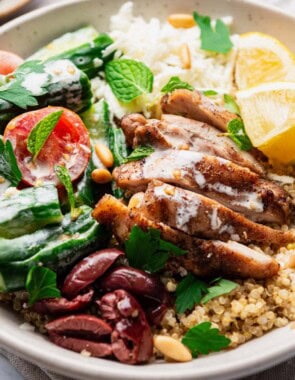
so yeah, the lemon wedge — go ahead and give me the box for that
[235,32,295,90]
[236,82,295,163]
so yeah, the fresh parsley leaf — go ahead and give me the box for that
[125,226,186,273]
[227,118,253,151]
[224,94,240,115]
[201,279,238,304]
[202,89,218,96]
[105,59,154,103]
[124,146,154,163]
[193,12,233,54]
[176,274,208,314]
[54,165,80,220]
[161,76,194,93]
[0,139,22,186]
[0,80,38,109]
[27,110,63,161]
[14,60,45,78]
[25,266,61,306]
[182,321,231,357]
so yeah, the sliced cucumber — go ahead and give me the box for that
[29,25,98,61]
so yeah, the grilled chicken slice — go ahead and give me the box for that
[161,89,237,132]
[92,195,279,279]
[138,181,294,247]
[113,150,292,224]
[121,113,264,175]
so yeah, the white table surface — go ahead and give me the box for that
[0,0,295,379]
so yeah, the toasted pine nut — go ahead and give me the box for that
[153,335,192,362]
[285,255,295,269]
[0,176,5,184]
[173,170,181,180]
[91,168,112,184]
[168,14,196,29]
[179,43,191,69]
[95,143,114,168]
[128,192,144,209]
[164,185,175,196]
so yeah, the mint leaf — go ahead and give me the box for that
[105,59,154,103]
[227,118,252,151]
[193,12,233,54]
[176,274,208,314]
[25,266,61,306]
[14,60,45,78]
[54,165,80,220]
[27,110,63,161]
[125,226,186,273]
[202,89,218,96]
[0,139,22,186]
[224,94,240,115]
[124,146,154,163]
[161,76,194,93]
[182,322,231,357]
[202,278,237,304]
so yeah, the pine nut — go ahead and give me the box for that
[285,255,295,269]
[179,43,191,69]
[168,14,196,29]
[153,335,192,362]
[128,192,144,209]
[95,143,114,168]
[91,168,112,184]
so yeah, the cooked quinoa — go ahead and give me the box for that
[157,248,295,349]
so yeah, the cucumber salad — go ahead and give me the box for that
[1,2,295,366]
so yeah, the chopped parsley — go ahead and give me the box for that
[182,321,231,357]
[227,118,253,151]
[25,266,61,306]
[124,146,154,163]
[125,226,186,273]
[193,12,233,54]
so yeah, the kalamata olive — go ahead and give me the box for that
[45,314,112,340]
[33,289,94,315]
[98,290,153,364]
[62,249,124,298]
[48,333,112,358]
[99,266,167,304]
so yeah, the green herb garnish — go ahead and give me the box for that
[193,12,233,54]
[175,275,238,313]
[124,146,154,163]
[27,110,63,161]
[182,322,231,357]
[223,94,240,115]
[0,139,22,186]
[227,118,253,151]
[0,61,47,109]
[54,165,80,220]
[25,266,61,306]
[125,226,186,273]
[105,59,154,103]
[202,278,238,304]
[176,274,208,314]
[202,89,218,96]
[161,76,194,93]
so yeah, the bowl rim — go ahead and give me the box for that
[0,0,295,379]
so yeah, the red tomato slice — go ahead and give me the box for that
[4,107,91,186]
[0,51,23,75]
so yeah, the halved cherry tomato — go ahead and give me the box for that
[4,107,91,186]
[0,51,23,75]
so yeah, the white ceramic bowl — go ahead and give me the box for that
[0,1,295,379]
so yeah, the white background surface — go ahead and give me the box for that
[0,0,295,379]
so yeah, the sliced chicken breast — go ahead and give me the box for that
[113,150,292,224]
[138,180,294,247]
[120,113,264,175]
[161,89,237,132]
[92,195,279,279]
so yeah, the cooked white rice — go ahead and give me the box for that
[92,1,239,118]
